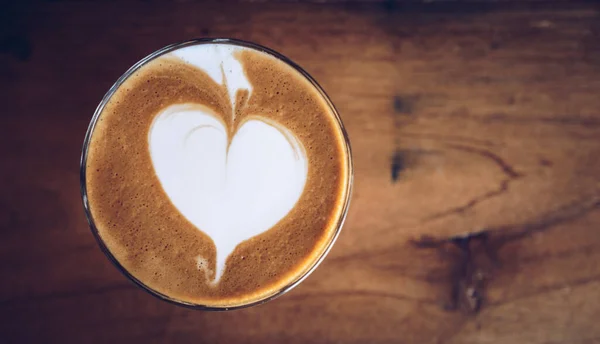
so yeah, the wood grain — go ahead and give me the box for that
[1,1,600,343]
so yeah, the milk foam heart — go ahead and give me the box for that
[148,45,308,283]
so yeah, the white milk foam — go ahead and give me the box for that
[148,44,308,283]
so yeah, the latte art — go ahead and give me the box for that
[84,40,351,307]
[149,104,308,282]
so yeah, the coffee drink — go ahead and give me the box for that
[83,40,351,307]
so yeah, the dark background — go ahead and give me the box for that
[1,0,600,343]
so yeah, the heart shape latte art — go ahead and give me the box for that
[148,46,308,283]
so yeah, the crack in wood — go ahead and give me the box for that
[424,144,522,221]
[411,231,494,315]
[487,194,600,249]
[425,178,514,221]
[448,232,492,314]
[445,144,521,178]
[413,194,600,315]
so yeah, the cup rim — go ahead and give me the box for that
[80,38,353,311]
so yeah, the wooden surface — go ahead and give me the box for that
[2,1,600,343]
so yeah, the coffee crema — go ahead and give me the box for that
[84,42,350,307]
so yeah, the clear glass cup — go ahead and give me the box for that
[80,38,353,310]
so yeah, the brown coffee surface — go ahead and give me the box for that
[85,45,350,307]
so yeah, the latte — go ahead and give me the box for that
[82,40,351,308]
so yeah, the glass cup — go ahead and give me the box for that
[80,38,353,310]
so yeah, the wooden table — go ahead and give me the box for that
[1,1,599,343]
